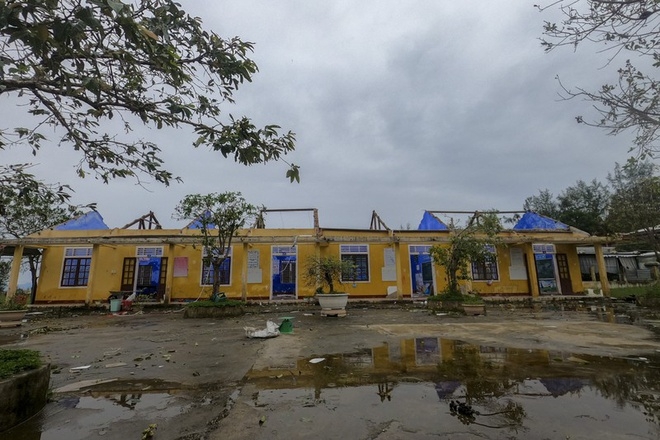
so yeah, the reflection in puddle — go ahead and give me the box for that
[4,392,190,440]
[246,338,660,439]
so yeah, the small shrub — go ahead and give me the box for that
[429,289,466,302]
[0,296,28,310]
[0,349,42,380]
[184,299,245,308]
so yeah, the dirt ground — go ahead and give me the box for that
[3,301,660,439]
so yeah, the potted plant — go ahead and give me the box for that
[461,293,485,316]
[428,289,485,315]
[0,296,28,327]
[303,255,356,316]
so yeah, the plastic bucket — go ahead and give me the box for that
[109,298,122,312]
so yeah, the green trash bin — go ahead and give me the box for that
[110,298,122,312]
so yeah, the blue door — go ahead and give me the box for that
[272,246,297,299]
[410,245,434,298]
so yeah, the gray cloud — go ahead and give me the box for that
[0,1,635,230]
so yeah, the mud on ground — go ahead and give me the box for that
[2,301,660,439]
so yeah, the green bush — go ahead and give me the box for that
[0,349,42,380]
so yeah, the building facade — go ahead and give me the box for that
[1,210,611,304]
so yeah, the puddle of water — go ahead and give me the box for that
[3,392,190,440]
[244,338,660,439]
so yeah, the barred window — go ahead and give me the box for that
[340,244,369,282]
[471,260,499,281]
[471,246,499,281]
[201,259,231,285]
[201,247,232,286]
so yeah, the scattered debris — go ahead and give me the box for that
[309,358,325,364]
[450,400,479,418]
[567,356,589,364]
[259,415,267,426]
[141,424,157,440]
[244,321,280,338]
[69,365,91,373]
[104,362,127,368]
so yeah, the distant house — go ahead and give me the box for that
[577,247,656,284]
[0,210,611,304]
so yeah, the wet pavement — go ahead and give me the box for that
[2,301,660,439]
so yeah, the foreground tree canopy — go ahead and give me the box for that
[0,0,298,189]
[541,0,660,157]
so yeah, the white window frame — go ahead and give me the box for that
[340,244,370,282]
[60,247,93,287]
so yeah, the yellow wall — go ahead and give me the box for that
[32,227,589,303]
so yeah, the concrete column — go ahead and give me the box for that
[6,245,24,300]
[525,245,540,297]
[241,241,249,301]
[394,241,404,299]
[594,243,610,296]
[85,244,101,305]
[163,243,175,304]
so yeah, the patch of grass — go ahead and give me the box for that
[0,349,42,380]
[610,284,660,299]
[184,299,245,308]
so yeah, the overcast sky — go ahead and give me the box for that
[1,1,637,230]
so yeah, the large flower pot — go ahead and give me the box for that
[316,293,349,317]
[462,303,485,316]
[0,310,27,327]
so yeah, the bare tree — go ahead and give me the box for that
[540,1,660,157]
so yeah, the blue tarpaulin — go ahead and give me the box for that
[187,210,215,229]
[417,211,448,230]
[513,212,569,231]
[54,211,109,230]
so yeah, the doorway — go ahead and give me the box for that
[534,254,559,295]
[272,246,297,299]
[556,254,573,295]
[120,247,167,300]
[410,245,434,298]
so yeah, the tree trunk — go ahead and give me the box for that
[324,271,334,293]
[28,254,40,305]
[212,260,221,296]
